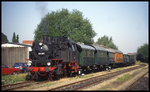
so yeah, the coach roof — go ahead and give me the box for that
[77,43,95,50]
[106,48,122,53]
[93,45,107,52]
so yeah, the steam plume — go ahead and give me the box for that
[35,3,49,18]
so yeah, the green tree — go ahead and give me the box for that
[12,32,16,42]
[16,35,19,43]
[136,43,149,63]
[96,35,118,49]
[12,32,19,43]
[34,8,96,44]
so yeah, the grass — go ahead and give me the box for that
[44,82,57,86]
[1,73,28,85]
[116,73,132,82]
[132,71,139,76]
[116,67,144,83]
[78,74,94,78]
[115,67,123,71]
[135,61,147,65]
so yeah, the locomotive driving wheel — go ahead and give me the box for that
[63,69,67,77]
[34,73,39,81]
[48,72,53,81]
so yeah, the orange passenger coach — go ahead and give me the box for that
[114,53,123,63]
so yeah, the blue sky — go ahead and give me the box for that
[2,1,148,54]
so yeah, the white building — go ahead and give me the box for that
[1,42,32,67]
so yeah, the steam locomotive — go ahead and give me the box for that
[26,35,135,80]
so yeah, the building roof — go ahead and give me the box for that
[22,40,34,45]
[128,53,136,55]
[1,42,31,47]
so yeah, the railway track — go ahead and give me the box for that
[2,80,48,91]
[2,81,32,91]
[50,64,146,91]
[125,71,148,90]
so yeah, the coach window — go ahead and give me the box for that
[89,50,91,57]
[87,50,89,56]
[90,50,93,57]
[99,51,102,57]
[85,50,88,57]
[87,50,89,57]
[84,50,86,56]
[88,50,90,56]
[101,52,103,55]
[98,52,100,57]
[91,50,93,57]
[82,50,85,56]
[88,50,90,57]
[90,50,92,56]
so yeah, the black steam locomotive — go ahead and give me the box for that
[26,35,81,80]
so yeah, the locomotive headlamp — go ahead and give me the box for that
[28,61,32,66]
[47,62,51,66]
[39,42,43,46]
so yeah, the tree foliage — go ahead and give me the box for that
[12,32,16,42]
[34,8,96,44]
[96,35,118,49]
[16,35,19,43]
[136,43,149,63]
[12,32,19,43]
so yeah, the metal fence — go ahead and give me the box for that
[1,47,28,67]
